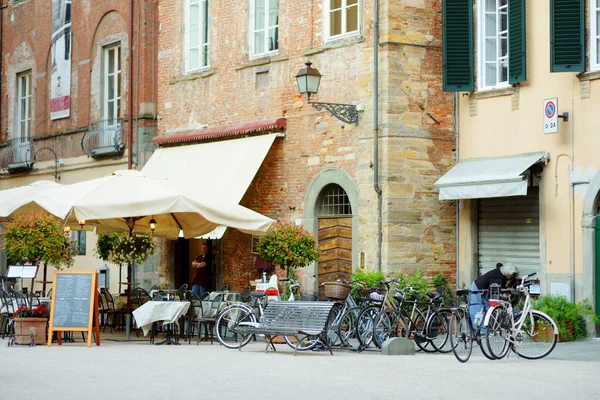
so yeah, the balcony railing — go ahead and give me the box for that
[0,136,34,171]
[81,118,125,158]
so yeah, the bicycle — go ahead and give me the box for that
[484,273,558,360]
[320,279,370,348]
[371,286,452,353]
[354,279,399,350]
[214,279,319,351]
[448,288,497,363]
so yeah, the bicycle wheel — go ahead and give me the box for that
[476,329,497,360]
[449,311,473,363]
[326,302,346,347]
[214,305,257,349]
[428,309,452,353]
[372,309,408,348]
[338,307,361,346]
[356,305,380,349]
[413,311,436,352]
[283,334,320,351]
[513,310,557,359]
[485,306,511,359]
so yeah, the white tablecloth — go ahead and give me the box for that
[132,301,190,336]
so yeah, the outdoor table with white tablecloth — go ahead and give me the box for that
[132,301,190,336]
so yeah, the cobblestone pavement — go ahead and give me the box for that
[1,336,598,400]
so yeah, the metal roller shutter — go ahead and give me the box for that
[478,187,540,277]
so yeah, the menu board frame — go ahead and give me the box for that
[47,270,100,347]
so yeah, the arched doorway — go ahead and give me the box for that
[316,184,353,286]
[303,167,358,294]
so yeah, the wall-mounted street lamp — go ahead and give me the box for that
[295,61,360,126]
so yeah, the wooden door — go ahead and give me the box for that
[318,217,352,286]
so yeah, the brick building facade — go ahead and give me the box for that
[0,0,158,290]
[152,0,456,294]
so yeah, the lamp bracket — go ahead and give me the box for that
[33,146,60,182]
[308,101,360,125]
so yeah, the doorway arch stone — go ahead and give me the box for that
[302,167,359,281]
[581,173,600,309]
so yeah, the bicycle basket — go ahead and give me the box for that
[323,282,351,300]
[488,282,501,301]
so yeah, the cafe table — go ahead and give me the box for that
[132,300,190,345]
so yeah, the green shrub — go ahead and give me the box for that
[351,268,385,297]
[256,222,320,270]
[1,212,75,269]
[396,268,430,297]
[532,295,595,341]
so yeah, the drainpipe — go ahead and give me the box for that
[124,0,134,340]
[570,84,575,302]
[454,93,460,287]
[0,3,4,137]
[127,0,134,170]
[373,0,382,271]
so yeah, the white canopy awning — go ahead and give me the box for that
[142,133,278,204]
[434,152,549,200]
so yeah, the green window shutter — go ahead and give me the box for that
[550,0,584,72]
[508,0,526,84]
[442,0,473,92]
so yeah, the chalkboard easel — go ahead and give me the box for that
[47,270,100,347]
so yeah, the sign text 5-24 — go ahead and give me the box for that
[543,98,558,134]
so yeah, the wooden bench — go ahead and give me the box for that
[234,301,336,355]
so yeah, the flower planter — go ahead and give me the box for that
[13,317,48,345]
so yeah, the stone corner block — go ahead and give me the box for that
[380,337,415,355]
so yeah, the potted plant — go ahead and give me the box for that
[1,212,76,296]
[256,221,320,292]
[97,232,156,266]
[95,232,155,310]
[12,304,50,345]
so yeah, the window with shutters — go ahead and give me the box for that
[71,231,86,256]
[478,0,510,90]
[323,0,360,42]
[103,45,121,122]
[16,71,32,140]
[250,0,279,58]
[550,0,584,72]
[185,0,209,72]
[591,1,600,71]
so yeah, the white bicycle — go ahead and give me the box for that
[484,273,558,359]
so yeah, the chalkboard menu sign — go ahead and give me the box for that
[52,273,92,328]
[48,271,100,347]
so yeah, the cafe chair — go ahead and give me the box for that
[101,289,127,332]
[190,294,224,345]
[0,289,15,338]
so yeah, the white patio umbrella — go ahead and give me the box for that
[33,169,275,239]
[0,180,63,222]
[31,169,275,339]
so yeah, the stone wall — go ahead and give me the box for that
[154,0,456,290]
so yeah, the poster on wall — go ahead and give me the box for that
[50,0,72,120]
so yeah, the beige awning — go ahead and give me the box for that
[141,133,278,204]
[434,152,549,200]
